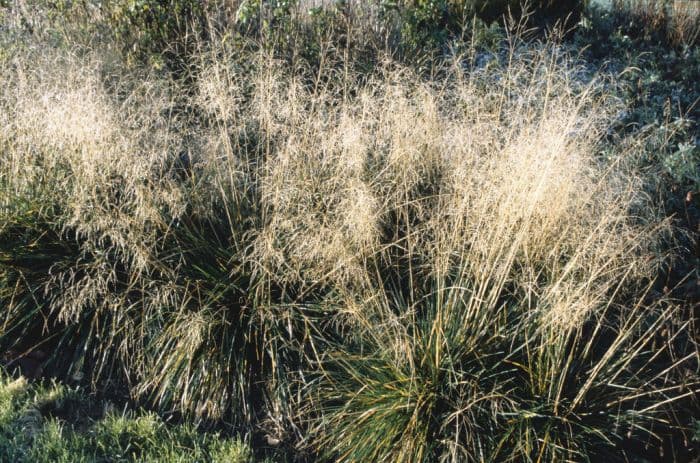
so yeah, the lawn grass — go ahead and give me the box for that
[0,370,254,462]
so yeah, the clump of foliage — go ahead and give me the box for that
[577,2,699,306]
[579,2,700,193]
[103,0,208,68]
[610,0,700,48]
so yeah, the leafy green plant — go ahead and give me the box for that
[397,0,451,52]
[662,141,700,189]
[104,0,207,68]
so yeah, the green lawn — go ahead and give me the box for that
[0,371,254,463]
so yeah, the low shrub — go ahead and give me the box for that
[611,0,700,47]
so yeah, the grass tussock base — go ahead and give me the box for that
[0,9,697,461]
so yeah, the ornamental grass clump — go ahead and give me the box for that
[0,47,269,424]
[291,45,696,461]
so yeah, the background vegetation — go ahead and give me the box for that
[0,0,698,461]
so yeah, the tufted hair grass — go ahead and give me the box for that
[285,39,697,461]
[0,2,697,460]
